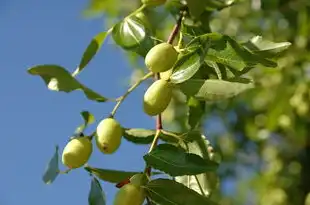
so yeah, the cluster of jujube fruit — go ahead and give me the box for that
[60,0,181,203]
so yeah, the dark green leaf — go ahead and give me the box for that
[123,128,179,144]
[73,31,109,76]
[143,144,218,176]
[28,65,107,102]
[75,111,96,134]
[187,97,205,130]
[85,166,139,183]
[42,146,59,184]
[88,177,106,205]
[112,16,146,49]
[182,130,203,142]
[170,52,203,84]
[144,179,218,205]
[178,79,254,101]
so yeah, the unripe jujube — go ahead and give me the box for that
[145,43,178,73]
[143,79,172,116]
[113,182,145,205]
[141,0,166,7]
[96,118,123,154]
[61,137,92,169]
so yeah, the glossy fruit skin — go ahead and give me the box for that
[96,118,123,154]
[145,43,178,73]
[141,0,166,6]
[62,137,92,169]
[113,183,145,205]
[143,79,172,116]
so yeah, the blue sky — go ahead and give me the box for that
[0,1,157,204]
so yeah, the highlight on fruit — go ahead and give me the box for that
[144,42,178,73]
[143,79,173,116]
[96,117,123,154]
[61,137,93,169]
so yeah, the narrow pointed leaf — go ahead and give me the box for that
[178,79,254,101]
[170,52,203,84]
[144,179,218,205]
[143,144,218,176]
[28,65,107,102]
[112,16,146,49]
[88,177,106,205]
[123,128,178,144]
[73,31,109,76]
[85,166,162,183]
[75,111,96,134]
[42,146,59,184]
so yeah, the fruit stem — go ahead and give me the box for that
[110,72,153,117]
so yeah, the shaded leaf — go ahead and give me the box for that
[75,111,96,134]
[42,146,59,184]
[178,79,254,101]
[112,16,146,49]
[123,128,179,144]
[186,0,208,19]
[181,130,202,142]
[143,144,218,176]
[28,65,107,102]
[187,97,205,130]
[88,177,106,205]
[73,31,109,76]
[170,52,203,84]
[144,179,218,205]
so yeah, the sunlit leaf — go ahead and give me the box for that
[88,177,106,205]
[144,179,218,205]
[170,52,203,84]
[28,65,107,102]
[178,79,254,101]
[42,145,59,184]
[112,16,146,49]
[143,144,218,176]
[73,31,109,76]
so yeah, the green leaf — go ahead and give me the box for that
[123,128,179,144]
[187,97,205,130]
[186,0,208,19]
[73,31,109,76]
[176,136,219,197]
[42,146,59,184]
[85,166,142,183]
[28,65,107,102]
[181,130,203,142]
[112,16,146,49]
[88,177,106,205]
[75,111,96,134]
[187,33,277,72]
[143,144,218,176]
[178,79,254,101]
[144,179,218,205]
[242,36,291,57]
[170,52,203,84]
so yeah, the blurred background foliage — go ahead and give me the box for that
[81,0,310,204]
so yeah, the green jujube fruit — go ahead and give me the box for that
[143,79,172,116]
[145,43,178,73]
[62,137,93,169]
[141,0,166,6]
[113,183,145,205]
[96,118,123,154]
